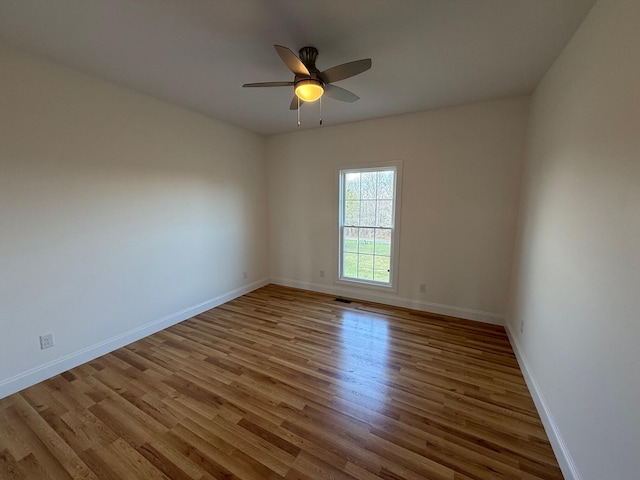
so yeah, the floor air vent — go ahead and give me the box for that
[334,298,352,304]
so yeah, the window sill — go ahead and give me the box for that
[336,277,398,294]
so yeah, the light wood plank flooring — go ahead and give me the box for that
[0,284,563,479]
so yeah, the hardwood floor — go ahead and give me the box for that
[0,285,563,479]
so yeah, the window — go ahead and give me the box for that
[338,163,401,289]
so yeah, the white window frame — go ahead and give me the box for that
[337,161,402,292]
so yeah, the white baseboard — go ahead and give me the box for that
[504,323,581,480]
[0,278,269,400]
[270,277,504,325]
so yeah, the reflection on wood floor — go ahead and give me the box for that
[0,284,563,479]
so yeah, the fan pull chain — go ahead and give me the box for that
[297,97,301,127]
[319,96,323,126]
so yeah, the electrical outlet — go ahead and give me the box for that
[319,270,325,278]
[419,283,426,293]
[520,320,525,333]
[39,333,54,350]
[243,271,247,280]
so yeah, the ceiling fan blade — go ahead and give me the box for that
[323,84,360,103]
[243,81,294,87]
[289,95,305,110]
[320,58,371,84]
[274,45,310,76]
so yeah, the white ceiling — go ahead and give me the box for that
[0,0,596,135]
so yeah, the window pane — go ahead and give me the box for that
[376,200,393,227]
[345,173,360,199]
[374,229,391,256]
[343,253,358,278]
[358,254,374,280]
[358,228,375,254]
[360,200,376,226]
[374,256,390,282]
[345,200,360,225]
[343,229,358,253]
[361,172,377,199]
[377,170,394,199]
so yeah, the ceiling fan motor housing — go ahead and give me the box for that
[298,46,320,73]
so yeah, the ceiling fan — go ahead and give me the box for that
[243,45,372,110]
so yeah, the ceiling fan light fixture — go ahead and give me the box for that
[295,79,324,102]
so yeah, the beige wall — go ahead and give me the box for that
[267,97,529,323]
[507,0,640,479]
[0,43,269,396]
